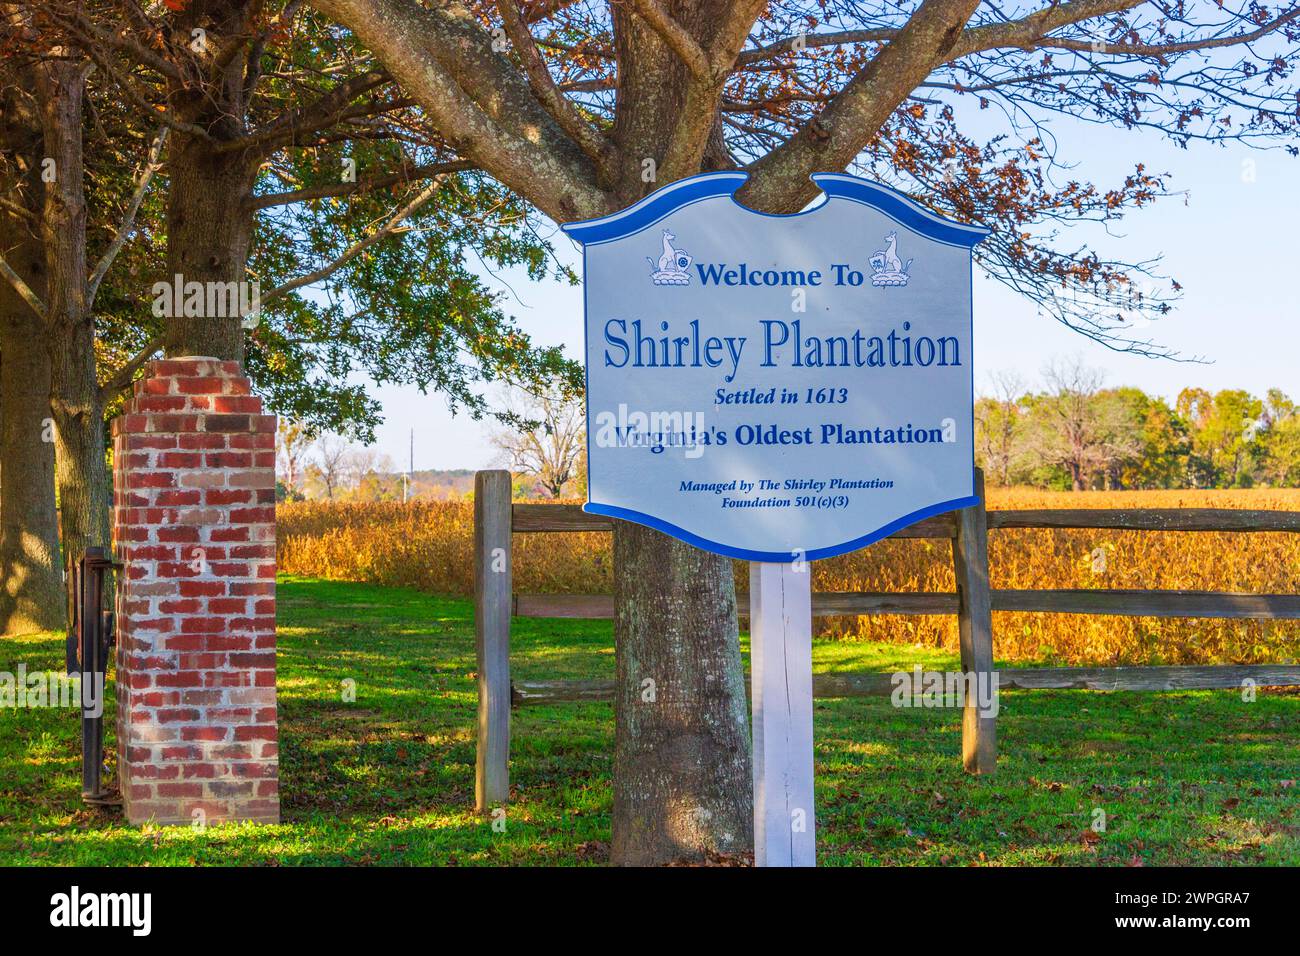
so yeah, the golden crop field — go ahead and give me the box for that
[278,488,1300,666]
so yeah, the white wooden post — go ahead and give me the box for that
[750,561,816,867]
[475,470,512,813]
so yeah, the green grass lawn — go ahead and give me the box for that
[1,576,1297,865]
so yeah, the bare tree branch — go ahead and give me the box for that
[87,127,167,307]
[248,158,475,210]
[740,0,983,213]
[0,195,39,224]
[98,332,165,403]
[0,254,47,319]
[226,69,394,155]
[495,0,613,164]
[310,0,607,221]
[260,176,446,305]
[1036,9,1300,58]
[952,0,1154,58]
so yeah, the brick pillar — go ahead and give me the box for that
[111,356,279,825]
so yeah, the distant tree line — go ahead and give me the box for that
[978,359,1300,491]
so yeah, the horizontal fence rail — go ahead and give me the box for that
[515,590,1300,620]
[985,508,1300,533]
[513,664,1300,707]
[474,470,1300,808]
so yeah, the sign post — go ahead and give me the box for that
[750,561,815,866]
[563,172,988,865]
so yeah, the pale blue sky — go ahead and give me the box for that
[352,121,1298,471]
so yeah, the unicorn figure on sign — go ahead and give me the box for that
[869,231,912,287]
[647,229,693,285]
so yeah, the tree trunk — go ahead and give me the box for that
[34,59,110,626]
[0,73,65,637]
[49,338,108,622]
[612,522,751,864]
[0,297,66,636]
[601,4,756,865]
[163,133,258,363]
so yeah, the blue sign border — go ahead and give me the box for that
[564,172,987,563]
[561,171,991,247]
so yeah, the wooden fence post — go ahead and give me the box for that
[952,468,996,774]
[475,470,513,812]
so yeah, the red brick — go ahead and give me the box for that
[157,492,204,509]
[157,783,204,798]
[231,545,275,560]
[180,616,229,633]
[153,359,212,377]
[181,726,228,742]
[211,745,252,760]
[156,708,201,723]
[157,452,203,468]
[133,472,175,489]
[137,396,189,413]
[206,451,251,468]
[176,377,224,394]
[231,761,277,778]
[154,671,204,688]
[206,489,252,506]
[179,580,225,597]
[233,725,277,742]
[212,396,262,413]
[180,689,225,706]
[162,746,202,761]
[125,434,178,450]
[205,415,252,433]
[158,598,201,614]
[177,653,226,671]
[178,433,227,450]
[203,634,253,651]
[230,582,274,596]
[229,432,275,450]
[210,708,253,722]
[206,671,252,688]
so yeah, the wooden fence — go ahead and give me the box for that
[473,469,1300,811]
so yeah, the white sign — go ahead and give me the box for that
[563,172,988,560]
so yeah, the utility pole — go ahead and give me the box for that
[403,427,413,503]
